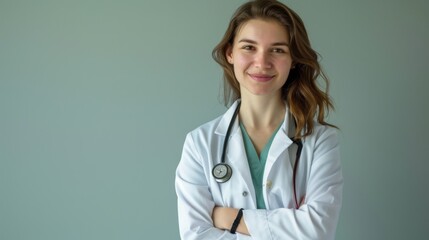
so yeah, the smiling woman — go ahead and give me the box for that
[226,19,293,154]
[175,0,343,239]
[226,19,292,101]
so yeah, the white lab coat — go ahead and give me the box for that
[175,100,343,240]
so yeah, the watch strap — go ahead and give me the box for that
[230,208,244,234]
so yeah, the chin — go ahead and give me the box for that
[250,90,279,97]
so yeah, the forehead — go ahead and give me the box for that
[234,19,290,44]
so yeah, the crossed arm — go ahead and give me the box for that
[212,206,250,235]
[176,129,342,239]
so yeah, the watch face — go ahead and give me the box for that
[212,163,232,183]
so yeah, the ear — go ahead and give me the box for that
[225,45,233,64]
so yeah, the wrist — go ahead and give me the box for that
[212,207,245,232]
[230,208,244,234]
[221,208,237,230]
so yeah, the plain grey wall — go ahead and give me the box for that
[1,0,428,239]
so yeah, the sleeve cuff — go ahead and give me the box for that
[242,209,271,240]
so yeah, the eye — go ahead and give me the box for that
[241,45,255,51]
[272,48,286,53]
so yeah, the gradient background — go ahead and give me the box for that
[1,0,428,239]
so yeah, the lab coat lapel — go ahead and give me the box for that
[264,107,294,180]
[226,127,257,207]
[214,100,256,206]
[214,101,240,136]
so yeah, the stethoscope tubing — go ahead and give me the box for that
[220,102,241,165]
[291,138,303,208]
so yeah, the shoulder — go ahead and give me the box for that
[185,114,224,146]
[306,121,339,148]
[186,100,240,141]
[304,122,340,162]
[179,114,225,168]
[312,122,338,138]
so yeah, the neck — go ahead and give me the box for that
[239,95,285,129]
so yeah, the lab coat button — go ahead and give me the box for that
[242,191,248,197]
[266,180,272,189]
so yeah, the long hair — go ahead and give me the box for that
[212,0,336,139]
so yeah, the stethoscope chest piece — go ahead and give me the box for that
[212,163,232,183]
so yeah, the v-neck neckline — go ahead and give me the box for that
[239,121,282,161]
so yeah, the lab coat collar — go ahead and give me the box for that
[214,99,295,143]
[214,99,295,165]
[265,109,294,178]
[214,100,241,136]
[273,105,295,153]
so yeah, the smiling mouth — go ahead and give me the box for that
[248,73,275,82]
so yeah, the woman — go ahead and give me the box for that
[175,0,343,239]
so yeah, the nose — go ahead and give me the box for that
[254,51,272,69]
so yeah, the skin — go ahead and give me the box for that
[212,19,293,235]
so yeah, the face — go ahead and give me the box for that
[227,19,293,98]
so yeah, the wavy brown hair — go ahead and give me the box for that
[212,0,336,139]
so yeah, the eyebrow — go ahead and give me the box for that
[238,38,289,47]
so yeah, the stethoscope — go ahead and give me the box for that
[212,102,303,208]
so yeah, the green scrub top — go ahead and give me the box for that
[239,122,282,209]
